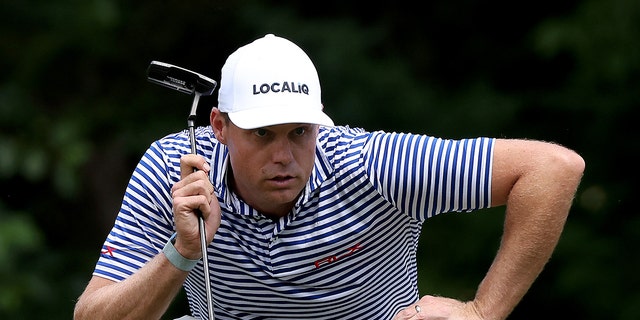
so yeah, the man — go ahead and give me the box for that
[74,34,585,319]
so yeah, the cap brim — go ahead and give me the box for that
[227,105,334,129]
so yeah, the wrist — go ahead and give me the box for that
[162,233,200,272]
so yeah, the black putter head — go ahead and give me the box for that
[147,61,217,96]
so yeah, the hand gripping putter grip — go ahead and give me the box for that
[147,61,217,320]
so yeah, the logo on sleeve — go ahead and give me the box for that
[101,246,117,257]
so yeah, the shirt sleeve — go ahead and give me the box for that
[93,140,179,282]
[363,131,494,221]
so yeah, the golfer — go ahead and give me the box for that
[74,34,585,319]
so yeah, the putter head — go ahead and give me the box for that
[147,61,217,96]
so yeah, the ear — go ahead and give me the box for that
[210,108,227,144]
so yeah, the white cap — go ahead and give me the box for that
[217,34,334,129]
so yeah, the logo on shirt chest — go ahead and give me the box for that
[313,243,364,269]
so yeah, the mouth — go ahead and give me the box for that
[270,175,293,181]
[267,175,295,186]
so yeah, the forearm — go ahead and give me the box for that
[472,141,585,319]
[473,189,569,319]
[74,253,189,320]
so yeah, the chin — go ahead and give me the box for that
[266,190,300,207]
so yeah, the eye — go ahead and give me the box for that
[293,127,306,136]
[254,128,268,137]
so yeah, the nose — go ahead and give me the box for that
[269,137,294,165]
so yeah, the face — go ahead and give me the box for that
[211,108,319,218]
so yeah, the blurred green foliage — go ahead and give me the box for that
[1,0,638,319]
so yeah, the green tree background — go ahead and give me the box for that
[1,0,638,319]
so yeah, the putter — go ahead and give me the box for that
[147,60,217,320]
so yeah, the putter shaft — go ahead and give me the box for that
[146,61,216,319]
[187,96,215,320]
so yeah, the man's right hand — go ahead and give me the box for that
[170,154,221,260]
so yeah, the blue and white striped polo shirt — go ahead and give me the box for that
[94,125,494,319]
